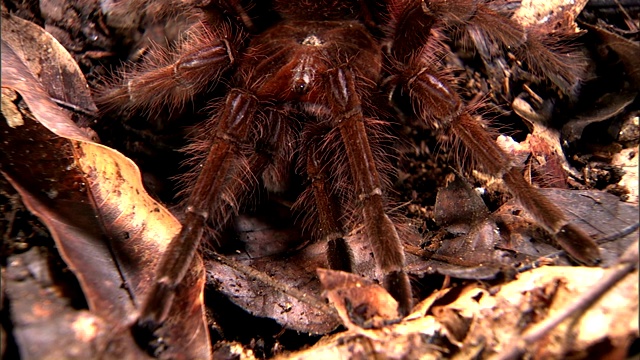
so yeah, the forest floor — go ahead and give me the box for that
[1,1,639,359]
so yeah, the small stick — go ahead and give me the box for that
[492,240,639,360]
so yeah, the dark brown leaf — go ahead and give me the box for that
[205,242,341,334]
[582,21,640,87]
[1,24,210,357]
[1,12,98,128]
[416,175,509,279]
[3,248,147,360]
[0,103,135,325]
[562,90,637,144]
[0,100,211,358]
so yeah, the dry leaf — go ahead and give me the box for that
[513,0,588,29]
[318,268,400,330]
[206,241,341,334]
[1,12,98,128]
[276,265,638,360]
[1,16,210,358]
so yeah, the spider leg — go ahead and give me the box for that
[459,3,587,95]
[137,89,258,328]
[326,67,412,315]
[306,139,354,273]
[180,107,295,249]
[402,64,601,265]
[98,22,238,114]
[385,0,597,262]
[387,0,586,94]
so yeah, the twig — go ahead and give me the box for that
[596,222,640,244]
[50,98,99,118]
[492,240,639,360]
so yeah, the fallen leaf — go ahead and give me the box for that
[1,12,98,128]
[318,268,400,330]
[513,0,588,29]
[275,265,639,360]
[1,20,210,358]
[206,243,341,334]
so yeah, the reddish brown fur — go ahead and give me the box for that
[98,0,600,351]
[97,22,240,115]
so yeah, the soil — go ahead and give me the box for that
[1,1,638,359]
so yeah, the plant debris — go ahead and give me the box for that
[1,1,638,359]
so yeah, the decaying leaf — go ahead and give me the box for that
[513,0,589,29]
[276,261,639,360]
[318,268,400,330]
[205,241,341,334]
[1,12,98,129]
[1,15,209,358]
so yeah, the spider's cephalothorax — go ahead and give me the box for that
[99,0,600,346]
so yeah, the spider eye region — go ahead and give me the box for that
[292,55,316,94]
[292,34,326,94]
[250,21,380,102]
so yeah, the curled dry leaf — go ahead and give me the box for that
[1,15,209,358]
[494,241,639,360]
[561,20,639,145]
[276,264,638,360]
[417,174,509,280]
[317,268,400,330]
[513,0,588,29]
[466,266,638,359]
[1,12,98,128]
[434,174,490,232]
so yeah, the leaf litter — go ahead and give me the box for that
[1,1,639,359]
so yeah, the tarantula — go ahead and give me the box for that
[100,0,601,344]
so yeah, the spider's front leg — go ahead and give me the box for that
[98,22,238,113]
[137,89,258,329]
[325,67,413,315]
[401,63,601,265]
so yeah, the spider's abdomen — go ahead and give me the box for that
[240,21,381,105]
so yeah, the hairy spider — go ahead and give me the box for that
[99,0,601,345]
